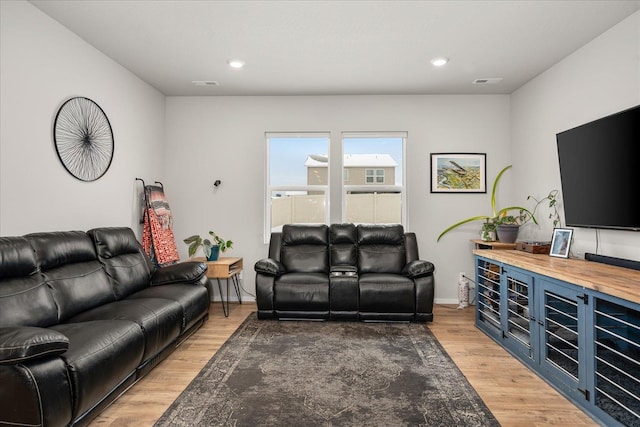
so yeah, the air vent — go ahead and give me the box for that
[191,81,220,86]
[473,78,503,85]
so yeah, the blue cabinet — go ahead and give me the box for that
[475,254,640,427]
[536,278,589,405]
[592,296,640,426]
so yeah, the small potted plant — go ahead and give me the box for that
[183,231,233,261]
[480,219,497,242]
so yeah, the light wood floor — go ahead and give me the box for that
[89,303,597,427]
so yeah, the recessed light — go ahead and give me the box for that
[227,59,245,69]
[430,57,449,67]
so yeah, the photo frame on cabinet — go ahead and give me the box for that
[430,153,486,193]
[549,228,573,258]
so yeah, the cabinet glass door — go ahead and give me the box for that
[476,258,502,336]
[504,268,534,360]
[544,291,580,379]
[538,279,586,403]
[593,298,640,427]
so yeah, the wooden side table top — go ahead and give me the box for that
[193,257,243,279]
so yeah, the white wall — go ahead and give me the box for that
[165,95,511,303]
[0,1,165,237]
[511,11,640,262]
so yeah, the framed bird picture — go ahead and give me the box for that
[430,153,486,193]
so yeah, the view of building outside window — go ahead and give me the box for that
[267,134,329,234]
[342,134,405,224]
[265,132,405,237]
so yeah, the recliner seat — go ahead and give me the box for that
[255,223,435,322]
[0,227,210,427]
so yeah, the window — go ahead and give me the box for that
[365,169,385,184]
[342,133,406,225]
[265,133,329,239]
[265,131,406,241]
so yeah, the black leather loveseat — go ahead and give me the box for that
[255,224,435,322]
[0,227,210,427]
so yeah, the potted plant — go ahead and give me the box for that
[492,212,530,243]
[480,219,497,242]
[437,165,537,243]
[183,231,233,261]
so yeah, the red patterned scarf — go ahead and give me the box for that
[142,185,179,267]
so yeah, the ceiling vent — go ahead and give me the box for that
[473,78,503,85]
[192,80,220,86]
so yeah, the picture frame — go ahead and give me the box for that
[549,228,573,258]
[430,153,487,193]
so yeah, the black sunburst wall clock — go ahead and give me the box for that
[53,97,114,181]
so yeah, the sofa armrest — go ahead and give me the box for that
[403,260,435,278]
[254,258,286,277]
[151,261,207,286]
[0,327,69,365]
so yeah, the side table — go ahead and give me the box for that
[200,257,243,317]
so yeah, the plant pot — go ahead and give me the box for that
[207,245,220,261]
[496,224,520,243]
[480,229,496,242]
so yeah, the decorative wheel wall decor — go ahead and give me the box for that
[53,97,114,181]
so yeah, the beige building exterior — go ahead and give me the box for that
[270,154,402,230]
[305,154,397,186]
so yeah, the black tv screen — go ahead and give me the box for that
[556,105,640,231]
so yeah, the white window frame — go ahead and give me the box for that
[341,132,407,226]
[264,132,330,243]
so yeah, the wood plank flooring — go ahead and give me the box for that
[89,303,597,427]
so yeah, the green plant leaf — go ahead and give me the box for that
[187,244,198,257]
[183,235,199,244]
[490,165,512,217]
[437,215,493,242]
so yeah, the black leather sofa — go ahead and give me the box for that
[255,224,435,322]
[0,227,210,427]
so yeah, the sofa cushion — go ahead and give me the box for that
[66,298,183,361]
[0,236,38,279]
[330,223,357,267]
[281,225,329,273]
[357,224,406,274]
[274,272,329,312]
[0,237,58,328]
[88,227,153,299]
[51,320,145,419]
[127,285,209,332]
[27,231,116,321]
[358,273,415,314]
[0,327,69,364]
[27,231,96,270]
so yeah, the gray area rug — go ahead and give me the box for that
[155,314,500,427]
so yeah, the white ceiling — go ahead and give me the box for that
[30,0,640,96]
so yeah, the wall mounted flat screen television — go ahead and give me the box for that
[556,105,639,231]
